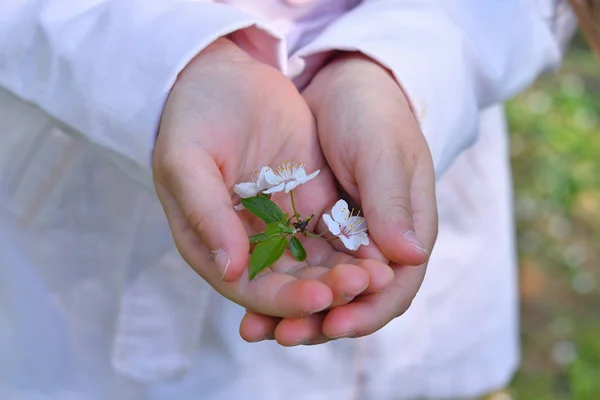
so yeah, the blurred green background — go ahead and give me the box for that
[506,33,600,399]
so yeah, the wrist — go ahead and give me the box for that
[325,52,394,77]
[176,37,251,85]
[311,51,411,114]
[318,52,395,86]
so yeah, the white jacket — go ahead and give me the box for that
[0,1,574,399]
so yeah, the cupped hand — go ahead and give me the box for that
[153,41,394,321]
[239,53,438,344]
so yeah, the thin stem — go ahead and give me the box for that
[305,231,325,238]
[305,231,338,242]
[289,190,300,222]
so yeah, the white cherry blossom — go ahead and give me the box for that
[262,161,319,194]
[233,167,272,210]
[234,166,271,199]
[323,199,369,251]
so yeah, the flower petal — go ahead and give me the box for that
[257,166,272,190]
[296,169,319,184]
[234,182,260,198]
[323,214,341,236]
[357,232,370,247]
[263,182,285,194]
[284,180,301,193]
[291,167,307,180]
[264,167,284,186]
[339,234,360,251]
[331,199,350,223]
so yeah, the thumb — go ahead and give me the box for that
[153,149,249,282]
[355,147,431,266]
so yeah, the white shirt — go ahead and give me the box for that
[0,1,573,399]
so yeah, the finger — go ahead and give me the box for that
[274,313,328,346]
[301,237,394,299]
[267,260,400,345]
[238,260,395,345]
[350,259,395,294]
[263,260,400,343]
[410,148,439,259]
[240,311,330,346]
[153,148,249,282]
[242,274,333,317]
[158,181,335,317]
[321,263,426,338]
[355,139,431,266]
[291,264,369,308]
[297,258,394,299]
[238,259,394,344]
[240,311,280,342]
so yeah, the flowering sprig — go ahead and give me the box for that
[235,161,370,280]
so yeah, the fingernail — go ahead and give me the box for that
[331,331,356,339]
[345,283,369,301]
[210,248,230,280]
[402,230,429,255]
[252,334,274,343]
[343,293,357,302]
[290,337,309,346]
[309,303,331,315]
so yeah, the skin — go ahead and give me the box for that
[238,53,439,345]
[153,39,395,322]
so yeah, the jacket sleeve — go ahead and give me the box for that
[295,0,570,178]
[0,1,283,170]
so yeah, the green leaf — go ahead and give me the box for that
[241,196,285,224]
[249,221,290,244]
[264,222,283,236]
[289,236,307,262]
[249,236,288,280]
[248,233,269,244]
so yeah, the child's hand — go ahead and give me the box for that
[239,53,438,344]
[153,41,394,320]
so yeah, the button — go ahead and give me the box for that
[284,0,314,6]
[286,56,306,80]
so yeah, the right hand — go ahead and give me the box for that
[239,53,438,345]
[152,39,394,321]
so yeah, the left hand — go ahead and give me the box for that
[239,53,438,345]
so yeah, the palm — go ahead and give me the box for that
[218,83,392,314]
